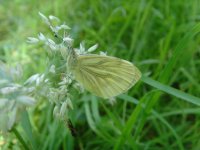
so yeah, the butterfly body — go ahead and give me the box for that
[67,49,141,99]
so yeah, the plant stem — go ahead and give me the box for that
[12,127,29,150]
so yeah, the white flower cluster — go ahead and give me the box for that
[0,63,36,132]
[27,12,100,121]
[0,12,113,133]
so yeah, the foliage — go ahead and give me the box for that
[0,0,200,149]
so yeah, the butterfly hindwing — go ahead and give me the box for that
[72,54,141,99]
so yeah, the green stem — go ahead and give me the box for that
[12,127,29,150]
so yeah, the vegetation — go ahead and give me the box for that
[0,0,200,149]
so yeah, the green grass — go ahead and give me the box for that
[1,0,200,149]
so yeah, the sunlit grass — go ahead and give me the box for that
[0,0,200,149]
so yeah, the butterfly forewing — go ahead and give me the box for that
[72,54,141,99]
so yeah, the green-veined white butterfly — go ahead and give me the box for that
[67,47,141,99]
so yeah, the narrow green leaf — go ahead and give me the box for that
[141,76,200,106]
[21,110,37,150]
[84,101,111,141]
[159,23,200,83]
[114,23,200,149]
[151,111,184,150]
[12,127,29,150]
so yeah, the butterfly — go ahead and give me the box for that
[67,47,141,99]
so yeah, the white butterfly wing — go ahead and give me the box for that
[72,54,141,99]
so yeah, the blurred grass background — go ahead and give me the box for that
[0,0,200,149]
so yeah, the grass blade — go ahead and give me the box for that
[141,76,200,106]
[114,23,200,149]
[21,110,37,150]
